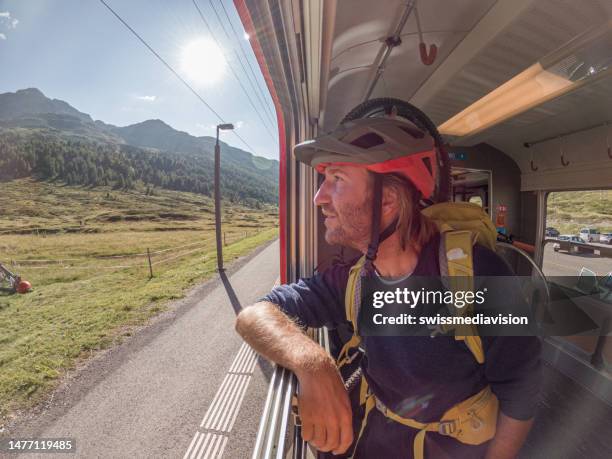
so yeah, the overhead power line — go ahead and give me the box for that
[207,0,276,127]
[97,0,261,155]
[216,0,277,124]
[191,0,277,142]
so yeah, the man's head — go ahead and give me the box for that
[295,109,445,260]
[314,164,436,252]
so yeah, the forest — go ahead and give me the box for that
[0,129,278,206]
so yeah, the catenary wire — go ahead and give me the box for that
[216,0,277,125]
[97,0,261,156]
[207,0,277,128]
[191,0,277,141]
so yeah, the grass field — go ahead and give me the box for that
[0,179,278,423]
[547,190,612,235]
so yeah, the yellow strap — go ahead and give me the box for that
[414,429,427,459]
[369,385,497,458]
[338,256,366,370]
[359,373,369,405]
[336,333,361,368]
[352,393,376,458]
[345,256,366,328]
[441,230,485,364]
[461,335,485,364]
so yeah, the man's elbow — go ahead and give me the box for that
[235,304,254,338]
[235,302,268,338]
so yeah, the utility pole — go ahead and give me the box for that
[214,123,234,272]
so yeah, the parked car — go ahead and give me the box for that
[579,228,600,243]
[600,233,612,244]
[545,227,560,237]
[553,235,582,252]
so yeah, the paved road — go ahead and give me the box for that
[3,241,280,459]
[542,243,612,277]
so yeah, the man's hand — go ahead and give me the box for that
[235,302,354,454]
[295,358,353,455]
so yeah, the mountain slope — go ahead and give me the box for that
[0,88,278,205]
[0,88,93,123]
[111,120,277,181]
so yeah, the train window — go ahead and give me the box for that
[542,190,612,376]
[543,190,612,277]
[451,168,490,214]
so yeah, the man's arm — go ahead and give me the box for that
[235,301,353,455]
[485,413,534,459]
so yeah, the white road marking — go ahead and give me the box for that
[238,348,257,374]
[227,375,253,432]
[220,375,250,431]
[207,374,242,430]
[229,342,249,373]
[200,374,232,428]
[205,433,227,459]
[183,432,201,459]
[188,432,206,459]
[233,344,251,374]
[185,340,260,458]
[194,432,213,459]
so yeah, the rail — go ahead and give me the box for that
[252,328,329,459]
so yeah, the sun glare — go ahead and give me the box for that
[180,38,226,86]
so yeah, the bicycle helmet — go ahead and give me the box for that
[294,114,442,269]
[294,117,437,200]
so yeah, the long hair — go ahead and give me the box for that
[381,173,438,251]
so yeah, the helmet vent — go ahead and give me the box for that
[399,125,425,139]
[422,157,433,175]
[350,132,385,149]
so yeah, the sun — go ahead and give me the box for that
[180,38,227,86]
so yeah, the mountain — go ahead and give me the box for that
[0,88,278,204]
[0,88,93,123]
[110,120,277,181]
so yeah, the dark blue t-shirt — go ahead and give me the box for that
[263,233,541,457]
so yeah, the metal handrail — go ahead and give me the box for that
[252,328,329,459]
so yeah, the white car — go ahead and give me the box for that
[600,233,612,244]
[553,235,582,252]
[579,228,600,243]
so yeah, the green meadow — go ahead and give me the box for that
[0,179,278,422]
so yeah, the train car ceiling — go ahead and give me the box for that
[273,0,612,189]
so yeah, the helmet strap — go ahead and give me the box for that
[364,174,399,273]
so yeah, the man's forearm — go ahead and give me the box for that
[484,412,534,459]
[235,301,333,375]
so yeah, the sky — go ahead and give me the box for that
[0,0,279,159]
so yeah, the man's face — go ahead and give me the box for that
[314,165,372,251]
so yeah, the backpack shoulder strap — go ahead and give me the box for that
[336,256,366,369]
[439,230,485,364]
[345,255,367,331]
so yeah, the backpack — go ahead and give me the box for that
[336,202,500,459]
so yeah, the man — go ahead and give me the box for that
[236,115,540,458]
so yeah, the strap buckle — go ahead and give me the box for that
[345,348,362,365]
[438,420,458,436]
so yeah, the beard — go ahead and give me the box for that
[322,196,372,251]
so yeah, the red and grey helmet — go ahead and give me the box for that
[294,110,444,269]
[294,116,438,200]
